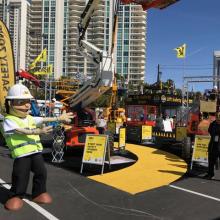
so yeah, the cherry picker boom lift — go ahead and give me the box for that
[64,0,180,147]
[65,0,117,147]
[67,0,180,110]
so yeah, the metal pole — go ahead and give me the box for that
[49,77,52,117]
[44,77,47,117]
[186,81,189,108]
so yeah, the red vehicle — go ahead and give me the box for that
[125,89,186,143]
[64,107,99,147]
[126,104,157,127]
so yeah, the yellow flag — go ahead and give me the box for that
[29,48,47,70]
[37,48,47,62]
[33,64,53,75]
[174,44,186,58]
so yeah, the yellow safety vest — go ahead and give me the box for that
[4,115,43,159]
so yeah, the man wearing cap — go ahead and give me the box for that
[1,83,74,211]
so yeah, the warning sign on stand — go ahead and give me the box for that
[80,134,108,174]
[190,135,210,170]
[119,127,126,150]
[175,126,187,142]
[141,125,152,141]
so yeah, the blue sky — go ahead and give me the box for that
[146,0,220,91]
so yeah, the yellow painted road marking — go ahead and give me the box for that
[89,143,187,194]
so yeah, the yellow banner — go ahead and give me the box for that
[192,135,210,163]
[174,43,186,58]
[82,135,107,165]
[142,125,152,140]
[29,48,47,70]
[200,100,216,113]
[175,126,187,142]
[119,127,126,149]
[33,64,53,75]
[0,20,15,111]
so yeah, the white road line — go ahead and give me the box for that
[0,178,59,220]
[169,184,220,202]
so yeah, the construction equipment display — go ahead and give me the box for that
[0,0,181,148]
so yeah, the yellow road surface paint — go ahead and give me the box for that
[88,143,187,194]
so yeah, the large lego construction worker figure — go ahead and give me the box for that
[1,83,74,211]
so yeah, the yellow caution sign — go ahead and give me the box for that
[192,135,210,163]
[81,134,108,175]
[82,135,108,165]
[119,127,126,150]
[176,126,187,141]
[142,125,152,140]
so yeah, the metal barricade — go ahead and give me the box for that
[52,125,65,163]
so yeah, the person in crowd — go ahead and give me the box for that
[171,115,176,129]
[204,112,220,179]
[96,109,107,134]
[1,83,74,211]
[155,114,164,131]
[46,98,56,117]
[197,112,210,135]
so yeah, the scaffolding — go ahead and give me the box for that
[183,75,220,108]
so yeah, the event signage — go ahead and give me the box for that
[0,20,15,111]
[119,127,126,150]
[175,126,187,142]
[190,135,210,169]
[81,134,108,174]
[141,125,152,140]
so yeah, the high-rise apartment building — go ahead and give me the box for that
[116,3,146,89]
[0,0,146,86]
[29,0,68,79]
[28,0,42,71]
[68,0,106,79]
[65,0,147,87]
[0,0,31,71]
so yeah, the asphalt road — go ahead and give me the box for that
[1,145,220,220]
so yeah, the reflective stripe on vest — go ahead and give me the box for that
[5,115,43,158]
[13,140,42,149]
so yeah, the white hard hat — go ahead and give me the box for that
[52,98,56,102]
[6,83,33,99]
